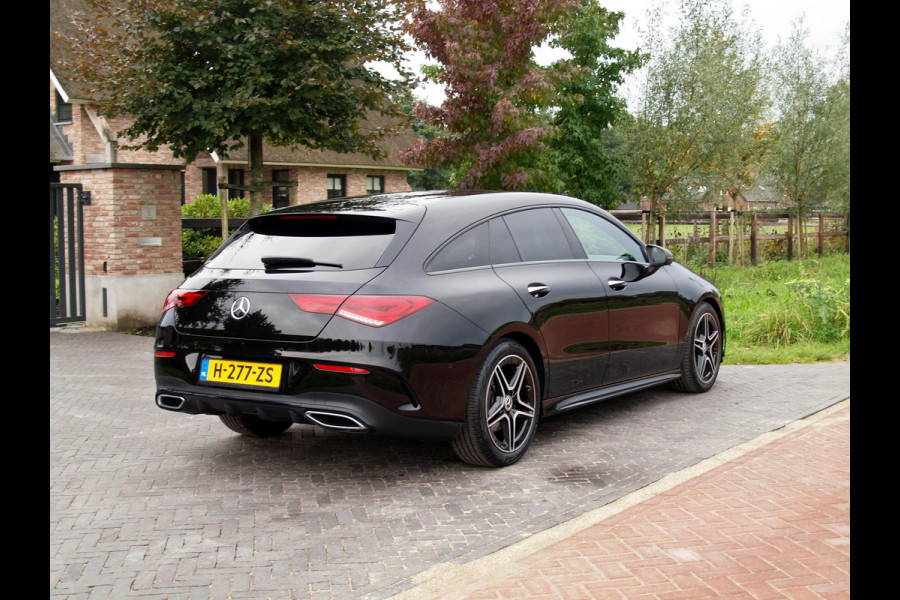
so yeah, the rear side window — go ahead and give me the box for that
[489,218,521,265]
[502,208,575,262]
[206,214,398,270]
[426,223,490,272]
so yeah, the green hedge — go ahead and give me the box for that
[182,194,251,261]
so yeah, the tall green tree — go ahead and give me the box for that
[402,0,601,190]
[768,19,850,246]
[55,0,413,216]
[829,24,851,216]
[765,19,850,256]
[821,53,850,216]
[530,2,641,208]
[620,0,767,228]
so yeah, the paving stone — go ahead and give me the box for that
[51,331,849,599]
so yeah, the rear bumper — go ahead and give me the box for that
[155,375,463,441]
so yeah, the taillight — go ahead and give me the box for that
[338,296,436,327]
[289,294,435,328]
[289,294,348,315]
[162,289,209,313]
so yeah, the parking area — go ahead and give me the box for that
[51,330,849,600]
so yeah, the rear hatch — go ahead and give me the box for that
[173,212,418,341]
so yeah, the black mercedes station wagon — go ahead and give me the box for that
[154,191,724,466]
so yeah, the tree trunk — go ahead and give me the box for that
[249,132,266,217]
[798,205,806,258]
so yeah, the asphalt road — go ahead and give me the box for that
[50,330,850,600]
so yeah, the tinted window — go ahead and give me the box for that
[489,218,521,265]
[503,209,575,262]
[206,214,397,270]
[560,208,645,262]
[427,223,490,272]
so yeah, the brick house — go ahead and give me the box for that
[185,132,414,209]
[50,0,418,329]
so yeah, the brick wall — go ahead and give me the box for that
[58,167,184,277]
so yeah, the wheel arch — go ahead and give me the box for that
[697,294,726,358]
[493,330,547,414]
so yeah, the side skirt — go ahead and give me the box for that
[546,371,682,415]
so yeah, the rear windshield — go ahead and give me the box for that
[206,214,398,270]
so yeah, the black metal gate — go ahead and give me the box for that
[50,183,91,326]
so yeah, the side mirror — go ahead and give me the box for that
[620,261,646,282]
[646,244,673,267]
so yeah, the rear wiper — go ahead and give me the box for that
[261,256,343,270]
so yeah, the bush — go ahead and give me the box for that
[183,193,250,219]
[182,194,252,261]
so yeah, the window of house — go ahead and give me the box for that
[56,90,72,123]
[327,174,346,199]
[202,168,218,196]
[228,169,245,199]
[272,170,291,209]
[366,175,384,195]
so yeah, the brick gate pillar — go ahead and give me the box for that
[55,163,185,330]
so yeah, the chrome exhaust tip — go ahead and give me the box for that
[304,410,369,432]
[156,394,186,411]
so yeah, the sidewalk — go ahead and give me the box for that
[394,400,850,600]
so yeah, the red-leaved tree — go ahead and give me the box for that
[401,0,583,190]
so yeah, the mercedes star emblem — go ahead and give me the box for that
[230,297,251,320]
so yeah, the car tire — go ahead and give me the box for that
[219,414,293,437]
[452,340,540,467]
[672,302,723,393]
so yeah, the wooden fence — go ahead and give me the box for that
[609,210,850,268]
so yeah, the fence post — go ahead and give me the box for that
[641,211,648,244]
[750,213,757,266]
[658,215,665,246]
[708,210,717,268]
[818,212,825,256]
[786,214,793,261]
[727,211,734,267]
[218,180,229,243]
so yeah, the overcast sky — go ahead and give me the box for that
[410,0,850,105]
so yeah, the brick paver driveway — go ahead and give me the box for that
[50,331,850,600]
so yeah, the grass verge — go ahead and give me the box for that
[700,253,850,364]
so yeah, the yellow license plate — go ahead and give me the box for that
[199,358,282,389]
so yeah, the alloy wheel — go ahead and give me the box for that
[693,312,721,384]
[483,354,537,454]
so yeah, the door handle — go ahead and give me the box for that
[527,284,550,298]
[608,277,626,290]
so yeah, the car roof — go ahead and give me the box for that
[262,190,608,224]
